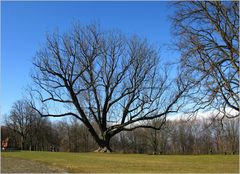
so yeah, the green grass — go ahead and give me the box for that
[1,151,239,173]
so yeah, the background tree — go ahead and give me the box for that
[171,1,239,119]
[30,23,187,152]
[223,118,239,154]
[2,101,238,154]
[5,99,58,151]
[6,100,33,150]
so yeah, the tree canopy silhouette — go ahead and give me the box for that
[30,23,186,152]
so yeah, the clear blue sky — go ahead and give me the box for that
[1,1,177,117]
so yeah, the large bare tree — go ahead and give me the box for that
[171,1,239,119]
[30,23,186,152]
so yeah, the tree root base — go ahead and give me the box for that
[94,147,112,153]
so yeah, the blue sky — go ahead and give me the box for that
[1,1,178,118]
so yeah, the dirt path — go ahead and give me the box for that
[1,157,66,173]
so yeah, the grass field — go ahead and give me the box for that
[1,151,239,173]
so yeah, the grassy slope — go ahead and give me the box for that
[1,151,239,173]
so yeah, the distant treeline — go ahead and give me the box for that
[1,102,239,154]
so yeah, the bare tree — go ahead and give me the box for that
[223,118,239,154]
[171,1,239,118]
[5,99,56,151]
[30,23,186,152]
[6,100,34,150]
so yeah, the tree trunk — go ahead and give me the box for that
[94,139,112,153]
[20,135,24,150]
[94,135,112,153]
[83,121,113,153]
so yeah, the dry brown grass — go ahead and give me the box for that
[1,151,239,173]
